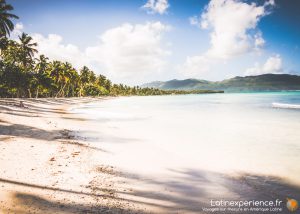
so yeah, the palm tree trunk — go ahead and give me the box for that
[67,84,70,97]
[61,83,67,97]
[55,88,61,98]
[56,84,65,98]
[28,89,32,98]
[36,88,39,98]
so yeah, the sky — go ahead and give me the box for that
[8,0,300,85]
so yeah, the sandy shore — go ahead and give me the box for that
[1,98,300,214]
[0,98,145,213]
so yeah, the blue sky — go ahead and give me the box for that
[8,0,300,85]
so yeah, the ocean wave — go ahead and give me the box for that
[272,102,300,109]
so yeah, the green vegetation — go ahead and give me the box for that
[143,74,300,92]
[0,0,222,98]
[0,0,18,37]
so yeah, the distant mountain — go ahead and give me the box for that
[141,74,300,92]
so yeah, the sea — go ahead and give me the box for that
[72,92,300,185]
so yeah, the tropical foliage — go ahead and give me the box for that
[0,0,219,98]
[0,0,18,37]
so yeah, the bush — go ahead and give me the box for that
[83,84,109,96]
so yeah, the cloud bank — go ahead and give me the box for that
[32,22,171,83]
[184,0,276,78]
[245,55,283,76]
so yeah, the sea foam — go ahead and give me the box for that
[272,102,300,109]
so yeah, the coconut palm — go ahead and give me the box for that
[48,61,63,97]
[0,0,18,37]
[65,63,79,97]
[33,55,52,98]
[18,33,38,68]
[59,62,75,97]
[35,55,49,73]
[0,35,8,49]
[79,66,96,96]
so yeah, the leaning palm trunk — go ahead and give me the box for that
[55,88,62,98]
[55,83,67,98]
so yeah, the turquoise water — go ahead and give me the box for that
[73,92,300,184]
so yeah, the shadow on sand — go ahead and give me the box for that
[4,192,142,214]
[0,97,106,119]
[115,168,300,213]
[1,168,300,213]
[0,119,111,154]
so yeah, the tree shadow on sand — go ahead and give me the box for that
[113,168,300,213]
[0,98,104,118]
[1,168,300,213]
[0,177,147,213]
[4,192,143,214]
[0,123,61,141]
[0,121,109,153]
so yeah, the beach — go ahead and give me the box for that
[1,95,300,213]
[0,98,145,213]
[1,0,300,212]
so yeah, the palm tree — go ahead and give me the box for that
[35,55,49,73]
[48,61,64,97]
[0,35,8,49]
[0,0,19,38]
[65,64,79,97]
[79,66,96,96]
[58,62,74,97]
[18,33,38,68]
[17,33,38,97]
[34,55,51,98]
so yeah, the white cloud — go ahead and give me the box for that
[32,22,171,83]
[142,0,169,14]
[200,0,275,59]
[180,55,211,78]
[183,0,275,78]
[245,55,283,76]
[32,34,88,68]
[189,16,200,26]
[86,22,171,79]
[265,0,275,6]
[254,32,265,49]
[11,22,24,37]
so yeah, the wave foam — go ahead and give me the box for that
[272,102,300,109]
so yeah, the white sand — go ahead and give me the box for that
[1,97,300,213]
[0,98,143,213]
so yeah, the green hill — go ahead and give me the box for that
[142,74,300,92]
